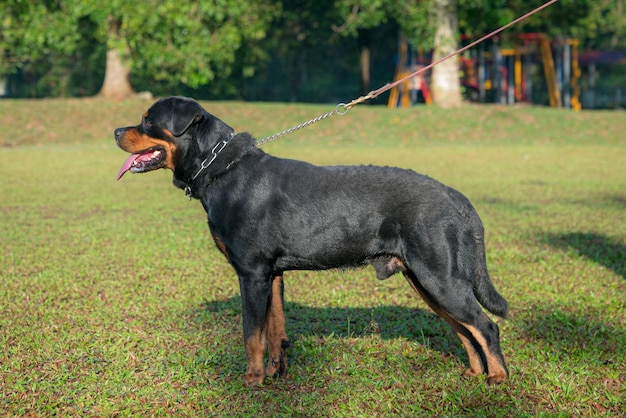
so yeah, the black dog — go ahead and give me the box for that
[114,96,509,385]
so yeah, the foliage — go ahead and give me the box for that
[1,1,625,98]
[0,1,81,69]
[333,0,434,49]
[108,0,278,91]
[0,99,625,415]
[0,1,103,96]
[458,0,626,49]
[0,0,278,96]
[243,0,351,101]
[332,0,626,52]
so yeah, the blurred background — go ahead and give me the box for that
[1,0,624,109]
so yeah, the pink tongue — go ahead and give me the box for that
[116,153,140,180]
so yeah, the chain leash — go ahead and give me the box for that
[253,0,559,148]
[255,102,353,147]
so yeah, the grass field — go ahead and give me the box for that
[1,98,625,417]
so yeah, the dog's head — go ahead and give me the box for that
[114,96,234,181]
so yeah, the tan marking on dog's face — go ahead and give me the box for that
[117,127,177,170]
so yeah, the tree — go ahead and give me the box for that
[0,1,88,96]
[431,0,462,107]
[458,0,625,50]
[334,0,465,107]
[2,1,623,100]
[333,0,625,107]
[100,14,133,99]
[0,0,278,98]
[333,0,392,95]
[257,0,346,101]
[333,0,428,95]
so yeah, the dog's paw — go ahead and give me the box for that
[485,372,508,386]
[243,370,265,386]
[461,367,483,378]
[266,356,288,378]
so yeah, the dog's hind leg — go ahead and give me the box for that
[402,269,508,385]
[402,272,484,377]
[265,274,290,378]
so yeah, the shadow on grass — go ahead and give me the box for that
[189,297,513,414]
[198,295,465,358]
[543,232,626,279]
[200,296,464,355]
[478,197,539,214]
[519,304,624,362]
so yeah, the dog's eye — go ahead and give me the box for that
[143,118,152,128]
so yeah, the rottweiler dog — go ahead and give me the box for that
[114,96,509,385]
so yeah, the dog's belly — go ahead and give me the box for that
[271,212,403,272]
[273,241,377,271]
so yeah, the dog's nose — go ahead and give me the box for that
[114,128,124,141]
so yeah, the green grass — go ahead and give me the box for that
[1,98,625,416]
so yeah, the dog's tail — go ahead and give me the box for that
[447,186,509,318]
[473,229,509,318]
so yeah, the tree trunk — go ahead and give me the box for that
[431,0,462,108]
[358,29,371,96]
[98,16,134,99]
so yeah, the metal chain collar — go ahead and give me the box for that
[184,133,234,199]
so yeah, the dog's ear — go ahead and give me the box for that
[203,114,234,139]
[170,98,205,136]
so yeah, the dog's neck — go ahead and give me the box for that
[179,132,256,199]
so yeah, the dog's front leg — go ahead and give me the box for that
[239,272,271,385]
[266,274,290,378]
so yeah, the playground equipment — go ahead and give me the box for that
[390,34,581,110]
[577,48,626,109]
[517,34,580,110]
[462,34,581,109]
[388,35,431,108]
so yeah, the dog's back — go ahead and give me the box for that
[207,150,465,270]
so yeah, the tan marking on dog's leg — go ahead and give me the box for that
[211,232,230,261]
[430,310,486,378]
[427,306,485,378]
[403,273,486,379]
[266,275,289,378]
[403,273,422,296]
[243,330,266,385]
[460,321,508,385]
[456,332,484,377]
